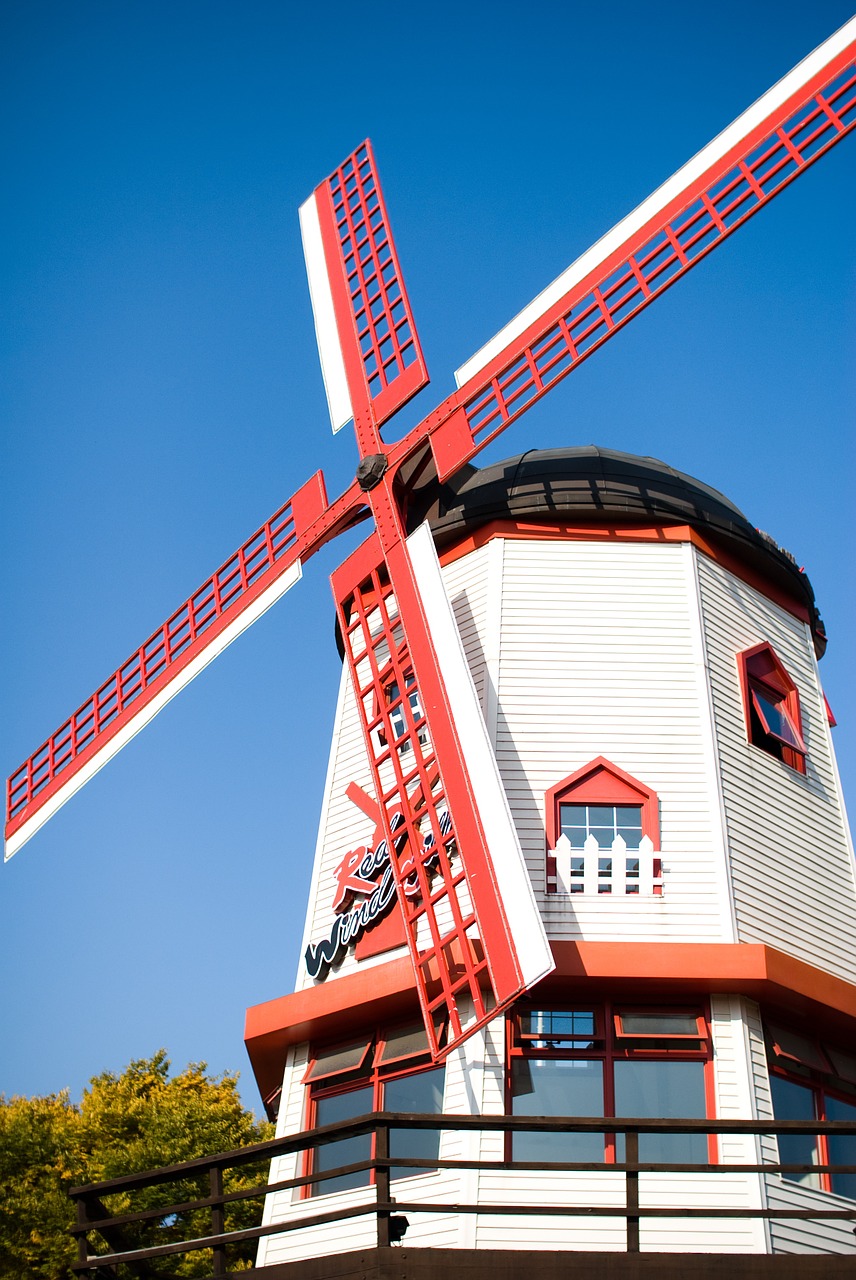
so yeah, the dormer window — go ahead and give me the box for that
[545,758,661,896]
[738,643,806,774]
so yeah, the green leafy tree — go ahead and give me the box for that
[0,1051,273,1279]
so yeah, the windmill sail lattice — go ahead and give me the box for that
[332,525,552,1056]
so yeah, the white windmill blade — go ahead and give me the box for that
[300,138,429,434]
[454,16,856,394]
[4,472,333,860]
[404,520,554,997]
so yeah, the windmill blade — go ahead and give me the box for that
[4,472,345,860]
[426,18,856,481]
[300,139,429,433]
[331,524,553,1059]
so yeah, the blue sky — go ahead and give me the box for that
[1,0,853,1111]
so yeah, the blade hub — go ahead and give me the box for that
[356,453,389,491]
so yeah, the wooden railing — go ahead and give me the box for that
[69,1113,856,1276]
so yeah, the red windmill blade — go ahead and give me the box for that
[299,139,430,433]
[298,141,554,1054]
[6,19,856,1060]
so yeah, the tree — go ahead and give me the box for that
[0,1051,273,1279]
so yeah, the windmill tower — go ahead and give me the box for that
[8,16,856,1273]
[246,445,856,1262]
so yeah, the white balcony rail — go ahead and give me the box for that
[552,833,662,896]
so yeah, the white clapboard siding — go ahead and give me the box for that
[473,1173,762,1253]
[765,1180,856,1255]
[443,543,492,707]
[494,538,732,942]
[695,553,856,982]
[710,994,769,1253]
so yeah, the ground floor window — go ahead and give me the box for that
[306,1022,445,1195]
[508,1003,713,1164]
[766,1020,856,1197]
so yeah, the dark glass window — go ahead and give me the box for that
[386,1066,445,1179]
[826,1096,856,1200]
[770,1074,821,1190]
[512,1058,604,1163]
[508,1003,712,1166]
[313,1085,374,1194]
[614,1059,707,1162]
[767,1020,856,1198]
[307,1023,445,1196]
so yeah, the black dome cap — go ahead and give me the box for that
[413,446,825,657]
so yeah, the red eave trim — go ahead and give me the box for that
[437,520,812,626]
[244,941,856,1106]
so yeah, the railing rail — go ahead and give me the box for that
[69,1112,856,1275]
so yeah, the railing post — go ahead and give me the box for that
[74,1194,91,1279]
[210,1165,227,1277]
[625,1129,640,1253]
[375,1119,391,1248]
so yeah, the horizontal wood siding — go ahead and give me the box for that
[495,538,730,942]
[443,544,491,707]
[695,553,856,981]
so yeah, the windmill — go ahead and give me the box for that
[5,20,855,1068]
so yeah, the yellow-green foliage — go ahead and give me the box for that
[0,1050,273,1279]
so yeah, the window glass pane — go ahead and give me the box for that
[614,1060,707,1162]
[767,1025,830,1074]
[385,1066,445,1180]
[753,689,801,749]
[559,804,587,848]
[559,803,643,849]
[306,1039,372,1081]
[313,1085,374,1193]
[825,1095,856,1200]
[618,1012,699,1037]
[827,1047,856,1087]
[769,1074,820,1189]
[378,1023,430,1064]
[511,1058,604,1164]
[521,1009,596,1046]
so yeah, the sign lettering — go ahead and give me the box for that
[305,791,451,981]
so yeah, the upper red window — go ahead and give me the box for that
[545,758,660,895]
[737,644,806,774]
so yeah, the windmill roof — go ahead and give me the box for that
[417,446,825,656]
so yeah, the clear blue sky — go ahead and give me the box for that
[1,0,853,1112]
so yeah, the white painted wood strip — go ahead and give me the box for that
[5,559,302,861]
[299,192,353,433]
[406,521,554,993]
[455,17,856,389]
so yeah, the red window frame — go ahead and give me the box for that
[302,1022,446,1196]
[737,643,806,774]
[506,999,716,1164]
[544,758,660,895]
